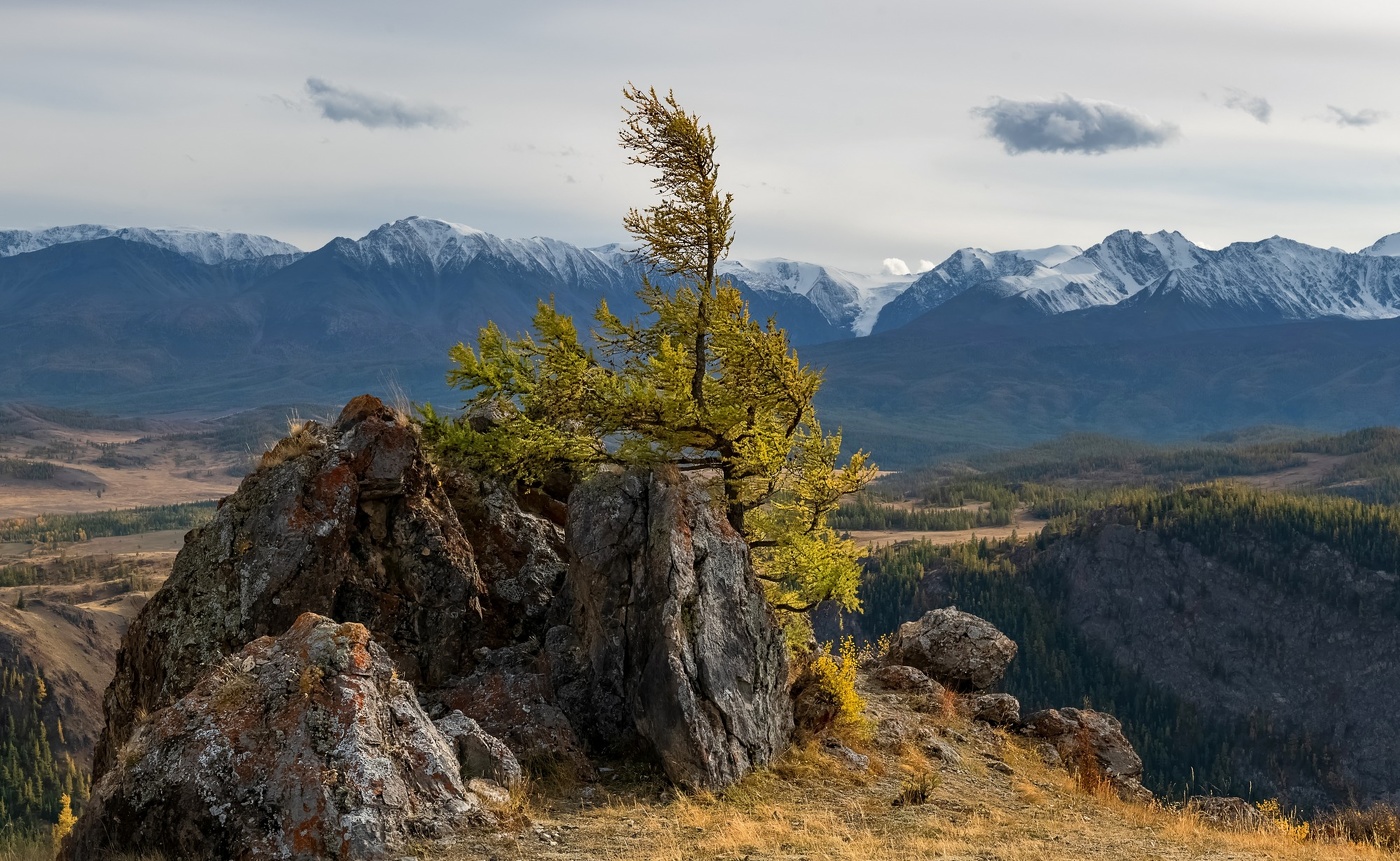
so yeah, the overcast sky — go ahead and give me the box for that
[3,0,1399,271]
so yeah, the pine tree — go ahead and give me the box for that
[424,85,875,615]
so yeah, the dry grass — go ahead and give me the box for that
[256,419,324,471]
[848,508,1050,550]
[437,681,1397,861]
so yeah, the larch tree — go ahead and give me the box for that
[422,84,876,621]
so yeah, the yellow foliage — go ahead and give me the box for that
[1256,798,1311,842]
[51,793,76,846]
[809,637,868,739]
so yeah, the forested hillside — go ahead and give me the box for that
[825,434,1400,812]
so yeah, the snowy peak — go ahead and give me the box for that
[1362,233,1400,257]
[718,258,912,337]
[348,217,623,286]
[1131,237,1400,321]
[0,224,302,264]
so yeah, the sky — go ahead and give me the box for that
[2,0,1399,273]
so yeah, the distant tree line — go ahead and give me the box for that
[0,459,58,481]
[0,502,216,544]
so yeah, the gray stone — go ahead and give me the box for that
[870,663,945,696]
[564,467,793,789]
[887,608,1017,693]
[61,613,484,861]
[435,710,524,789]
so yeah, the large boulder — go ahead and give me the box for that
[887,608,1017,693]
[61,614,484,861]
[93,395,488,781]
[1020,707,1152,801]
[563,467,793,789]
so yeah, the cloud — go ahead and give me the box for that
[304,77,460,130]
[973,95,1179,155]
[915,259,935,274]
[1222,88,1271,123]
[1326,105,1386,128]
[881,258,912,276]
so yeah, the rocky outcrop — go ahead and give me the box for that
[1020,707,1151,801]
[85,395,793,829]
[563,467,793,789]
[93,396,488,781]
[887,608,1017,693]
[62,613,483,861]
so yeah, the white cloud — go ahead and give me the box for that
[881,257,912,276]
[916,259,935,273]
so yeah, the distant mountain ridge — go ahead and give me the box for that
[7,216,1400,450]
[0,224,303,266]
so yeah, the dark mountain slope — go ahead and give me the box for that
[811,311,1400,466]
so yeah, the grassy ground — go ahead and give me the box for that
[438,677,1396,861]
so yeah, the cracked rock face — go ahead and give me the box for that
[887,608,1018,693]
[61,613,484,861]
[563,467,793,789]
[93,395,488,782]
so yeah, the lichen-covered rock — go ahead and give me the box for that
[564,467,793,789]
[1020,707,1152,801]
[94,395,487,781]
[887,608,1017,693]
[434,710,523,789]
[968,693,1021,726]
[61,613,484,861]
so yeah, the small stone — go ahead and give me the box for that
[467,778,512,808]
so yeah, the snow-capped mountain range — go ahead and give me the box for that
[0,224,301,265]
[4,216,1400,343]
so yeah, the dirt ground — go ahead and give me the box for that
[1231,454,1348,492]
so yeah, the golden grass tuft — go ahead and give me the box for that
[257,418,324,471]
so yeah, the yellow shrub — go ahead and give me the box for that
[1256,798,1310,842]
[809,637,867,738]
